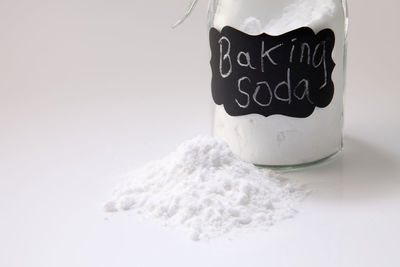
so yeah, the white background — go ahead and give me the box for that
[1,0,400,266]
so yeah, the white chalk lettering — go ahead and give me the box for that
[237,51,256,70]
[218,36,232,78]
[289,38,297,63]
[312,41,328,89]
[235,77,251,108]
[294,79,313,104]
[261,42,283,72]
[274,68,292,104]
[300,43,311,64]
[253,81,273,107]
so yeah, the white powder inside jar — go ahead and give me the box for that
[212,0,346,166]
[264,0,336,35]
[104,136,305,241]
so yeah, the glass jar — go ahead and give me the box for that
[207,0,348,167]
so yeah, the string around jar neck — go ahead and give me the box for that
[172,0,200,28]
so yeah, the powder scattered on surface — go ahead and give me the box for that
[104,136,306,241]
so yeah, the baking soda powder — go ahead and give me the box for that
[104,136,305,241]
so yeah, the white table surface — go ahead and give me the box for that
[1,0,399,266]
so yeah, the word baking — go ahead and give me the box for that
[209,26,336,118]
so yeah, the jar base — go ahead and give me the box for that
[254,147,343,172]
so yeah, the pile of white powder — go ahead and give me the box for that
[104,136,305,241]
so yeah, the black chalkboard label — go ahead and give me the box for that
[209,26,336,118]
